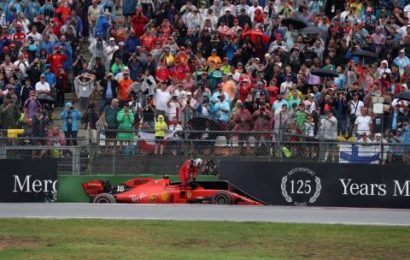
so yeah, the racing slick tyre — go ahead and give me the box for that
[93,193,116,203]
[212,191,233,205]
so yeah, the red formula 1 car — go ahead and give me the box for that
[82,177,264,205]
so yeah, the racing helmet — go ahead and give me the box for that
[192,158,203,167]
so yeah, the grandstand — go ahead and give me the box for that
[0,0,409,175]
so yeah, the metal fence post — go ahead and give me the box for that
[0,146,6,159]
[112,153,116,175]
[183,127,189,159]
[72,146,81,176]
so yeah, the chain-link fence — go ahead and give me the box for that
[1,107,409,176]
[0,145,83,175]
[2,126,409,176]
[140,111,393,138]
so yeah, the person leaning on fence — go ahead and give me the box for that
[252,101,273,152]
[46,126,66,159]
[354,107,373,137]
[387,104,406,133]
[403,123,410,164]
[30,108,50,145]
[304,115,317,158]
[348,92,364,135]
[273,104,289,142]
[141,95,156,129]
[232,101,252,155]
[318,110,338,162]
[60,102,81,146]
[116,102,135,154]
[154,114,168,155]
[387,128,407,163]
[168,116,183,156]
[182,92,197,124]
[0,94,20,131]
[82,103,99,145]
[98,98,120,152]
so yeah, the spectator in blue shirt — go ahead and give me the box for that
[39,34,55,55]
[211,83,231,106]
[95,11,110,38]
[213,93,230,124]
[124,29,140,54]
[39,1,55,19]
[222,39,237,62]
[44,66,56,88]
[60,102,81,146]
[24,0,40,21]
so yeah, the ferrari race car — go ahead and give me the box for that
[82,177,264,205]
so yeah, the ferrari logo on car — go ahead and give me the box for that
[149,194,156,202]
[186,192,192,198]
[160,192,170,202]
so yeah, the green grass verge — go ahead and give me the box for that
[1,219,409,259]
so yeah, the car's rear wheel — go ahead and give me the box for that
[212,192,233,205]
[93,193,116,203]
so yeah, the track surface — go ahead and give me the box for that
[1,203,410,226]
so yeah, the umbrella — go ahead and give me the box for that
[395,91,410,102]
[310,68,339,78]
[241,30,270,45]
[218,26,235,38]
[281,17,308,30]
[351,50,378,63]
[301,26,325,35]
[187,117,221,140]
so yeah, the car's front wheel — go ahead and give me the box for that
[93,193,116,203]
[212,192,233,205]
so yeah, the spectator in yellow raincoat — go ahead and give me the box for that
[155,114,168,155]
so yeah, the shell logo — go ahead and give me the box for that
[160,192,171,202]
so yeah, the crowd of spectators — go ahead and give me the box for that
[0,0,409,160]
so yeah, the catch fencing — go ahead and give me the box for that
[0,128,409,175]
